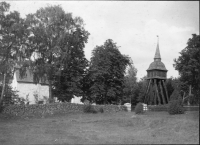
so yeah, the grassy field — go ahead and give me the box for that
[0,111,199,144]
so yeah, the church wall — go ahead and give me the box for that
[15,83,49,104]
[11,71,49,104]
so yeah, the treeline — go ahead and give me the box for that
[0,2,199,106]
[0,2,134,105]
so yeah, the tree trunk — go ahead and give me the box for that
[188,85,191,106]
[0,73,7,105]
[182,92,186,104]
[1,43,13,105]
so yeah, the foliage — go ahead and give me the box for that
[83,104,97,113]
[134,102,144,114]
[80,69,93,103]
[168,100,185,115]
[25,5,90,102]
[11,95,26,105]
[33,91,39,104]
[123,62,138,105]
[136,76,148,103]
[186,94,196,105]
[166,78,199,106]
[166,77,176,97]
[0,106,3,113]
[0,2,29,104]
[165,77,187,101]
[0,102,4,113]
[52,27,89,102]
[123,105,128,111]
[134,77,185,105]
[99,107,104,113]
[174,34,200,103]
[122,76,147,105]
[170,88,182,101]
[52,18,89,102]
[86,39,130,105]
[0,84,19,105]
[43,96,49,104]
[148,104,168,111]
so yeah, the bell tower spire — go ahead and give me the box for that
[154,35,161,61]
[145,35,169,105]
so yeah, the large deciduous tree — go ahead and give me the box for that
[87,39,130,104]
[0,2,29,104]
[25,5,89,102]
[52,24,89,102]
[174,34,200,104]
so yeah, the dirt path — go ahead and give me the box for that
[0,111,199,144]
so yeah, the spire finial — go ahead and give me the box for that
[157,35,159,43]
[154,35,161,61]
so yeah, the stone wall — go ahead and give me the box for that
[2,102,127,117]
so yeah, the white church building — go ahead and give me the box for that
[10,69,84,105]
[11,69,49,104]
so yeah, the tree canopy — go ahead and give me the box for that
[86,39,130,104]
[25,5,90,102]
[0,2,29,104]
[174,34,200,102]
[1,2,141,106]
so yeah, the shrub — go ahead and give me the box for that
[124,106,128,112]
[99,107,104,113]
[0,85,19,105]
[168,100,185,115]
[121,105,128,111]
[0,104,4,113]
[134,102,144,114]
[11,96,26,105]
[83,104,97,113]
[169,88,182,101]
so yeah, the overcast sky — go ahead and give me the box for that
[8,1,199,80]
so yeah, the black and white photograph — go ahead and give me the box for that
[0,1,199,144]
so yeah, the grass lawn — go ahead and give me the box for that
[0,111,199,144]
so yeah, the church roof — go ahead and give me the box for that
[147,36,167,71]
[16,69,49,85]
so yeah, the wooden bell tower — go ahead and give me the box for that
[144,36,169,105]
